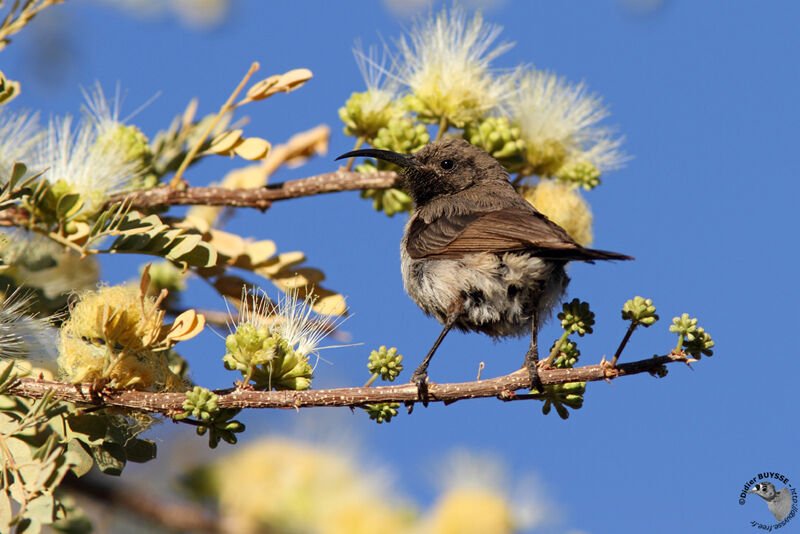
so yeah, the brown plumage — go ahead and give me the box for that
[338,138,631,404]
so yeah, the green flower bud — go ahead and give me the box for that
[364,402,400,424]
[541,382,586,419]
[339,91,405,141]
[555,160,602,190]
[551,338,580,369]
[558,299,595,336]
[463,117,525,173]
[367,345,404,382]
[372,117,430,155]
[683,326,714,358]
[669,313,698,338]
[93,124,154,190]
[359,185,414,217]
[176,386,220,421]
[621,296,659,327]
[355,117,428,217]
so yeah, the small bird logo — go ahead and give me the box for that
[338,139,631,403]
[748,482,792,522]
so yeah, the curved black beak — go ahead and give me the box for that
[335,148,418,168]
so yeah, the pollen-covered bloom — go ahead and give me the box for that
[396,6,516,128]
[509,69,625,180]
[223,288,343,390]
[339,44,405,140]
[57,284,185,391]
[30,115,141,218]
[523,180,594,247]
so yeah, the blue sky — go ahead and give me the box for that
[5,1,799,532]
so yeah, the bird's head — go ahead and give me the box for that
[748,482,777,501]
[337,138,508,206]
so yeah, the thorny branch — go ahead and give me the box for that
[8,351,691,414]
[104,170,400,211]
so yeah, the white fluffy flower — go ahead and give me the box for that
[0,289,57,362]
[0,110,40,179]
[509,69,626,176]
[395,5,516,128]
[30,115,139,213]
[234,287,343,358]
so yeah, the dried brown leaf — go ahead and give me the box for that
[164,309,206,344]
[244,68,312,102]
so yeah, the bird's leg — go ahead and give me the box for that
[409,313,458,407]
[522,308,544,392]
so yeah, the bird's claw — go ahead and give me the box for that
[526,360,544,393]
[410,370,430,407]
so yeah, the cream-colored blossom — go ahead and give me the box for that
[509,69,625,177]
[235,287,341,359]
[0,289,57,363]
[523,180,593,246]
[31,115,140,215]
[395,5,516,127]
[0,110,40,179]
[339,43,405,140]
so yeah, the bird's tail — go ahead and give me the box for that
[581,248,634,261]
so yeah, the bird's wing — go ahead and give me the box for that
[407,206,632,261]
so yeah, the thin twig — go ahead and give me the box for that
[7,351,691,414]
[169,62,260,188]
[611,324,636,366]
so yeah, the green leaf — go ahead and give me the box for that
[114,231,158,252]
[165,233,202,259]
[55,193,84,220]
[90,442,126,476]
[171,241,217,268]
[0,360,17,393]
[143,227,183,252]
[124,438,157,463]
[89,208,112,237]
[8,162,26,190]
[65,415,109,446]
[114,212,164,236]
[27,494,55,525]
[66,440,94,478]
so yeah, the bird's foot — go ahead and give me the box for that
[526,358,545,393]
[410,369,430,407]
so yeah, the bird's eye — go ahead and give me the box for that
[440,159,455,170]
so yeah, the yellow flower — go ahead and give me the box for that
[210,438,413,534]
[396,6,515,128]
[523,180,593,247]
[429,488,514,534]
